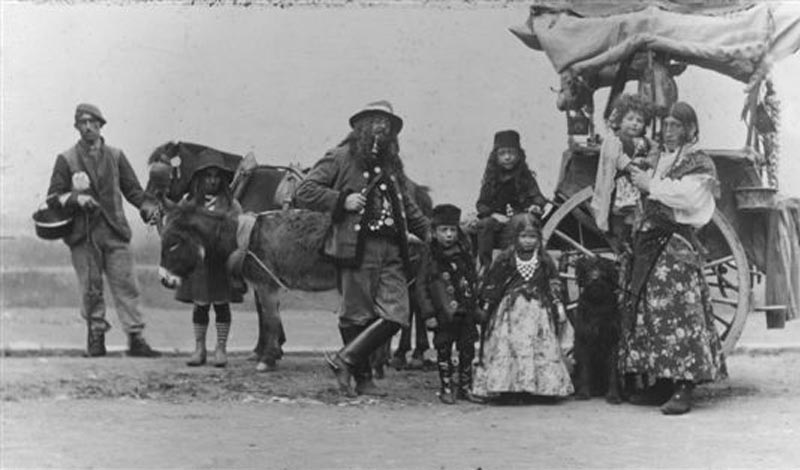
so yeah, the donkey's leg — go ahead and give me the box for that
[254,284,284,372]
[249,295,265,362]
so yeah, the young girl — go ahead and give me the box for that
[176,149,243,368]
[471,213,573,400]
[475,130,547,271]
[591,94,657,247]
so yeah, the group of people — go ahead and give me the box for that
[45,94,726,415]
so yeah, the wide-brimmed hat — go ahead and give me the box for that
[493,129,521,151]
[74,103,107,125]
[349,100,403,134]
[432,204,462,227]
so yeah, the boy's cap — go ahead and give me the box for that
[432,204,461,227]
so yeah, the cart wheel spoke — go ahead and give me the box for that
[704,255,734,270]
[711,312,732,329]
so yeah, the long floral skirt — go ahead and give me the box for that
[619,234,727,383]
[472,296,574,397]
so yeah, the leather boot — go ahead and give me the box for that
[331,320,400,398]
[338,319,400,369]
[186,324,207,366]
[325,352,356,398]
[437,356,456,405]
[355,365,388,397]
[457,351,482,403]
[325,325,362,398]
[660,380,693,415]
[85,329,106,358]
[128,333,162,358]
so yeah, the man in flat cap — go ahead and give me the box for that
[46,103,160,357]
[294,100,430,397]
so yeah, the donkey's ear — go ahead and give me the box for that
[159,192,177,211]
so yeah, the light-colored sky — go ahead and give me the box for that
[3,3,800,240]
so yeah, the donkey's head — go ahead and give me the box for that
[156,200,206,288]
[157,199,237,289]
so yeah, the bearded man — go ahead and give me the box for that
[294,100,430,397]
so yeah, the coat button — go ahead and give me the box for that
[354,224,361,232]
[363,171,370,179]
[374,166,381,174]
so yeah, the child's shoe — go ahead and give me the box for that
[439,386,456,405]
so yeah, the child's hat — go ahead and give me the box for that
[432,204,462,227]
[493,130,521,150]
[190,148,235,181]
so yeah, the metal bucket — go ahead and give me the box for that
[32,206,74,240]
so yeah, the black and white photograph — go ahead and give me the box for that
[2,0,800,468]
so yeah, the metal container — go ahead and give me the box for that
[32,206,74,240]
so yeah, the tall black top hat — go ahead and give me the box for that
[493,130,521,150]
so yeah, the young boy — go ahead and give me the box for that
[417,204,482,404]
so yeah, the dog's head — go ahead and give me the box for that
[575,256,618,300]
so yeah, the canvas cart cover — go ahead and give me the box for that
[511,1,800,82]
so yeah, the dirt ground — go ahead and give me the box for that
[2,350,800,469]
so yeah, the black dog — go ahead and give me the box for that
[573,256,622,403]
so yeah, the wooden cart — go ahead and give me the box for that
[511,0,800,354]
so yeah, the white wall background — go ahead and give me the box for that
[3,3,800,241]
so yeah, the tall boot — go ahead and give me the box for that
[660,380,694,415]
[436,347,456,405]
[186,323,208,366]
[213,322,230,368]
[325,325,362,398]
[327,319,400,398]
[457,346,482,403]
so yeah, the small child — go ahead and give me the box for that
[475,130,547,271]
[417,204,481,404]
[471,213,574,400]
[591,94,657,247]
[176,149,243,368]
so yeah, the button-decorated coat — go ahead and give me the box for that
[293,142,430,275]
[416,233,480,325]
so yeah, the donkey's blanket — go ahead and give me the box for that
[242,209,337,292]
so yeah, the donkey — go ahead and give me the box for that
[157,201,338,371]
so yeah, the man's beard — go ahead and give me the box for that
[356,128,394,159]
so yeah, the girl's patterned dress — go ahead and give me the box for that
[472,249,574,397]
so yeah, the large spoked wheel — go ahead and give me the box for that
[542,186,751,356]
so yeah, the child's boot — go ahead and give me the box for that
[186,323,207,366]
[457,349,483,403]
[213,322,230,368]
[436,351,456,404]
